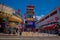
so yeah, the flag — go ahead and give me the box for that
[24,13,26,19]
[18,8,20,15]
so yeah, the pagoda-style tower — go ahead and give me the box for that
[24,5,36,31]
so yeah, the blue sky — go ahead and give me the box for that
[0,0,60,19]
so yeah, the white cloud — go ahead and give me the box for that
[36,15,44,20]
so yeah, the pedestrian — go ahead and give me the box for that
[20,28,22,35]
[0,25,1,33]
[11,27,14,34]
[17,23,22,36]
[17,23,20,36]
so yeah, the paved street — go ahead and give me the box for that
[0,33,60,40]
[0,36,60,40]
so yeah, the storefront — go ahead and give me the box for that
[36,7,60,34]
[0,3,22,33]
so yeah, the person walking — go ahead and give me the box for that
[17,23,20,36]
[17,23,22,36]
[11,27,14,35]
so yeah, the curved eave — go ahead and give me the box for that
[0,12,22,23]
[9,15,22,23]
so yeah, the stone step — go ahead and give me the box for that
[0,32,58,37]
[22,32,58,36]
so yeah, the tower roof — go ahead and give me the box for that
[27,5,34,9]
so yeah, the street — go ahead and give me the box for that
[0,36,60,40]
[0,33,60,40]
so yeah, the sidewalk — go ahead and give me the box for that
[22,32,58,37]
[0,33,17,36]
[0,32,58,37]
